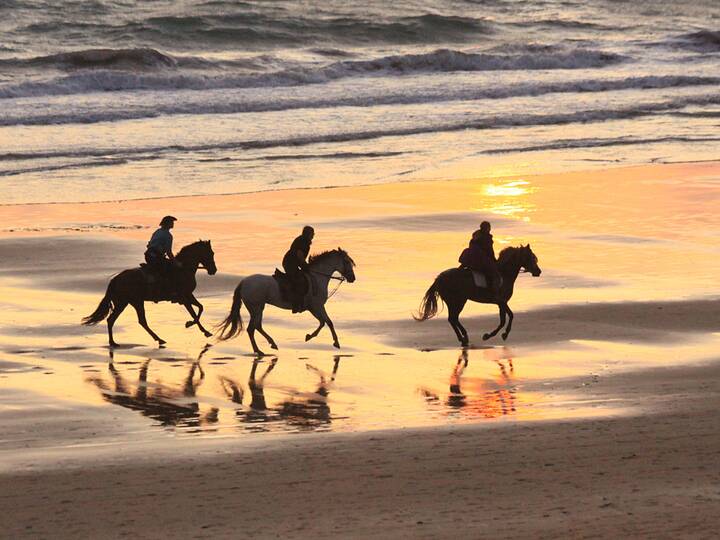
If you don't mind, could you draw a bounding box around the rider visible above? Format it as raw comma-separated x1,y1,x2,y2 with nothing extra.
144,215,177,296
282,225,314,313
460,221,501,296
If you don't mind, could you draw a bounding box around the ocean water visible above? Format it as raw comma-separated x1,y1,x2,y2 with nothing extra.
1,0,719,204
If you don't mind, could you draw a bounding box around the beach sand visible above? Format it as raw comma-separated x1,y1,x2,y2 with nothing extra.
2,162,720,537
3,363,720,539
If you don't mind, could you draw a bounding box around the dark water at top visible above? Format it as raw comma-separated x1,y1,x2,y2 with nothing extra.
1,0,719,203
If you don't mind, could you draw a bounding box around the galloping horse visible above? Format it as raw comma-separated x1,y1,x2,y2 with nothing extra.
414,245,541,345
216,248,356,355
82,240,217,347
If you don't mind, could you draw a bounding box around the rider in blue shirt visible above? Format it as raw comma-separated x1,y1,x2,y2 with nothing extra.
145,216,176,273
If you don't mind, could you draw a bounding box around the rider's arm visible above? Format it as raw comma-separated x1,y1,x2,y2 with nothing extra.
297,250,309,270
164,232,174,260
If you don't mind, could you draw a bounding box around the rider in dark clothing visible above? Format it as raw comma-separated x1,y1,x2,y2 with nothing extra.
282,225,314,313
144,215,177,297
460,221,501,296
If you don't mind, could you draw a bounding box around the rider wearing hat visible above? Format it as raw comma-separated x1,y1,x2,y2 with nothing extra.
145,215,176,270
144,216,178,299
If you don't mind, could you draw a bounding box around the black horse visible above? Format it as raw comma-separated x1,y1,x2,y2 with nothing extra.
82,240,217,347
415,245,541,345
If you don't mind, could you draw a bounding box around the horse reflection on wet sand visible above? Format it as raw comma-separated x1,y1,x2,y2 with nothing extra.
419,348,517,419
86,349,219,430
219,356,342,432
219,358,280,431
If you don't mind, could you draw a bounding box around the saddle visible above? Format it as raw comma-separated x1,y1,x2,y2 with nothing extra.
273,269,312,311
140,264,179,303
463,268,503,289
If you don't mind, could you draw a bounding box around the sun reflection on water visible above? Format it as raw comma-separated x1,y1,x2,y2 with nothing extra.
477,179,536,221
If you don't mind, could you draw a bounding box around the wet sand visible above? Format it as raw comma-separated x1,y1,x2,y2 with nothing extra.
2,161,720,537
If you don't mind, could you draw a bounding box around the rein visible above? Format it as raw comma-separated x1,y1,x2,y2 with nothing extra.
310,270,345,281
309,269,346,300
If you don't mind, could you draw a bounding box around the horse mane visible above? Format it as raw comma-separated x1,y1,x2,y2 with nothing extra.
308,248,356,267
177,240,210,258
497,246,523,265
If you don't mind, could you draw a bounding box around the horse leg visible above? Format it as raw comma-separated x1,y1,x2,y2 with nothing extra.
448,299,468,347
253,305,278,350
305,308,326,342
131,301,166,346
305,305,340,349
501,304,514,340
184,295,204,328
326,314,340,349
483,304,507,341
182,300,212,338
245,304,265,356
106,301,127,348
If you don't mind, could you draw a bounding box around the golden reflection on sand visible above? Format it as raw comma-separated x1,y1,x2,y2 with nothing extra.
1,162,720,445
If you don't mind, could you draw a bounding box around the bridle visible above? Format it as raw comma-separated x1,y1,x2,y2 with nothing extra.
309,258,351,299
310,270,345,281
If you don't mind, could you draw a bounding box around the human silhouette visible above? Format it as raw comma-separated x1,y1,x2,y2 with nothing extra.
145,215,176,271
459,221,501,296
282,225,314,313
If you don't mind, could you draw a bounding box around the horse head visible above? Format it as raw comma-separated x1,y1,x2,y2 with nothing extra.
308,248,356,283
178,240,217,275
337,247,356,283
521,244,541,277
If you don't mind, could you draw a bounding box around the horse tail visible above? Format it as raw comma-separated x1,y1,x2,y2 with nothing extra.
82,280,114,326
216,281,244,340
414,275,442,321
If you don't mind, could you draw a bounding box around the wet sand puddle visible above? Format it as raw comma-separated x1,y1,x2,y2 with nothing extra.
4,331,720,450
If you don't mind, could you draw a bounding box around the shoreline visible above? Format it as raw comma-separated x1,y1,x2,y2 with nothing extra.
1,159,718,209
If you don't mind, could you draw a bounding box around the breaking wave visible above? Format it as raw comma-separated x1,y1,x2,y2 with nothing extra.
0,47,629,99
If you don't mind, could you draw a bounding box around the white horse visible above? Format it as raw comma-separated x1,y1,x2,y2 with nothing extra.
216,248,356,355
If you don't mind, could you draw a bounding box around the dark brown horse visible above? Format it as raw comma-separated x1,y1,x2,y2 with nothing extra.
82,240,217,347
414,245,541,345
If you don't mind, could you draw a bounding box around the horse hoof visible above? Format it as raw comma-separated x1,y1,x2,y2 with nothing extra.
333,342,340,349
482,333,491,341
185,321,194,328
305,334,312,342
270,343,278,350
158,339,167,346
501,333,509,341
203,331,213,338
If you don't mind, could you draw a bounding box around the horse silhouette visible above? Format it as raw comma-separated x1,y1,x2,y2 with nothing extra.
82,240,217,347
415,245,541,345
216,248,355,355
